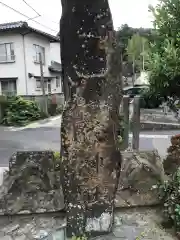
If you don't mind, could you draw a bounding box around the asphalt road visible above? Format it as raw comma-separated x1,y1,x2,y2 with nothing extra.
0,126,60,166
0,118,178,166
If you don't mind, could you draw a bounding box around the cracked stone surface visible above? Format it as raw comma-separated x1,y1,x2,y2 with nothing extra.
0,151,64,215
0,213,66,240
0,209,177,240
116,150,165,208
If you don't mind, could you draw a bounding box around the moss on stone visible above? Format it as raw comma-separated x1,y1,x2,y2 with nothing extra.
54,151,60,160
71,236,87,240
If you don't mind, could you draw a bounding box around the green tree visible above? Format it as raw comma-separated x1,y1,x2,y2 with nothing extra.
116,24,155,61
147,0,180,98
127,33,149,84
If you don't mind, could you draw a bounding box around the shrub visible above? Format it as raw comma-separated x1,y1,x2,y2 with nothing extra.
140,89,164,109
158,168,180,232
53,151,60,161
2,96,41,126
53,151,61,172
163,134,180,176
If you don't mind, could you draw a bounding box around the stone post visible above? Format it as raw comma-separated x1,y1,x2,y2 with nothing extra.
132,96,140,150
120,96,129,150
60,1,122,238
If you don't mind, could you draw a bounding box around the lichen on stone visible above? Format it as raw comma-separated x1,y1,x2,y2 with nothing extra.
60,0,123,238
0,151,64,215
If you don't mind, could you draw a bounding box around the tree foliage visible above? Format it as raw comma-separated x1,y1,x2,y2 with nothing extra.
115,24,156,77
116,24,156,60
127,33,149,72
147,0,180,98
158,167,180,232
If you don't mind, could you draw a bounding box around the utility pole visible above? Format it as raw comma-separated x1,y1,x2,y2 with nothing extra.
142,40,145,71
132,57,135,86
39,52,48,114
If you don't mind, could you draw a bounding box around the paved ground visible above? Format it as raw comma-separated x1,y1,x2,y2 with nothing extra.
131,130,174,158
0,116,178,239
0,208,177,240
0,115,178,166
0,116,61,166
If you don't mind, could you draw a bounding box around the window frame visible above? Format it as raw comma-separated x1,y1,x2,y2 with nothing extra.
56,77,60,88
36,79,48,90
1,79,17,96
0,42,15,62
33,44,45,64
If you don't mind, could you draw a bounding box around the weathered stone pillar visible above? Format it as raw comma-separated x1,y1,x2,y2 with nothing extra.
119,96,130,150
132,96,140,150
60,0,123,238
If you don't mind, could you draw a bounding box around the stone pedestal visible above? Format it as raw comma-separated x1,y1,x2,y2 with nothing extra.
61,101,121,238
0,151,64,215
116,150,165,207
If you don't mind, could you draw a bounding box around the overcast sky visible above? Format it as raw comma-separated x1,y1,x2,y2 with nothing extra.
0,0,158,35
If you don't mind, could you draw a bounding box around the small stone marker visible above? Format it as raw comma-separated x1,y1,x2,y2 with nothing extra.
132,96,140,150
120,95,130,150
61,102,121,238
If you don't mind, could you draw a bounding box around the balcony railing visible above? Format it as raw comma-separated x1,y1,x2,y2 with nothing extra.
1,90,17,97
0,55,15,62
33,55,45,64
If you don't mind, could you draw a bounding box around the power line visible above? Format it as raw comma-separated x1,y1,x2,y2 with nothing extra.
51,20,59,25
27,15,40,21
0,1,58,33
43,17,59,25
27,17,58,32
22,0,40,16
21,0,59,25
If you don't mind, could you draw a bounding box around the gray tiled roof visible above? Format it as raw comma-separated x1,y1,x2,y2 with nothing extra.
0,21,27,30
0,21,59,42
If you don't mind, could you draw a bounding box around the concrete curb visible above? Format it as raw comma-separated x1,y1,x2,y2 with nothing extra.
140,121,180,131
8,115,62,131
130,120,180,131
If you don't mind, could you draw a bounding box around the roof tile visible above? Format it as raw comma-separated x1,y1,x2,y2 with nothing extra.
0,21,59,42
0,21,26,30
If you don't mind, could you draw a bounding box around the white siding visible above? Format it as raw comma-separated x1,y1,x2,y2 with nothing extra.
50,42,61,63
0,32,62,96
0,33,26,95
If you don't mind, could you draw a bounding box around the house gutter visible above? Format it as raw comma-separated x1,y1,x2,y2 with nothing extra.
21,34,28,95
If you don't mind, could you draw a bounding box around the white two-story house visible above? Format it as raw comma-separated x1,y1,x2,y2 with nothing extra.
0,21,62,96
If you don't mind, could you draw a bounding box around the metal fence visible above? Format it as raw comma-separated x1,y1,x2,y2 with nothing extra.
22,93,64,111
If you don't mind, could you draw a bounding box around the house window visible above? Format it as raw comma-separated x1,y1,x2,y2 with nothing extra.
56,77,60,88
1,79,17,96
36,79,47,89
33,44,45,64
0,43,15,62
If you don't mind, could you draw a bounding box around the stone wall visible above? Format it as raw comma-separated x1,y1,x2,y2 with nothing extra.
0,150,165,214
0,149,170,239
0,151,64,215
115,150,165,207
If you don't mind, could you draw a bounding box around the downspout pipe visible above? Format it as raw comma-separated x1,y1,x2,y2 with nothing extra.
21,34,28,95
